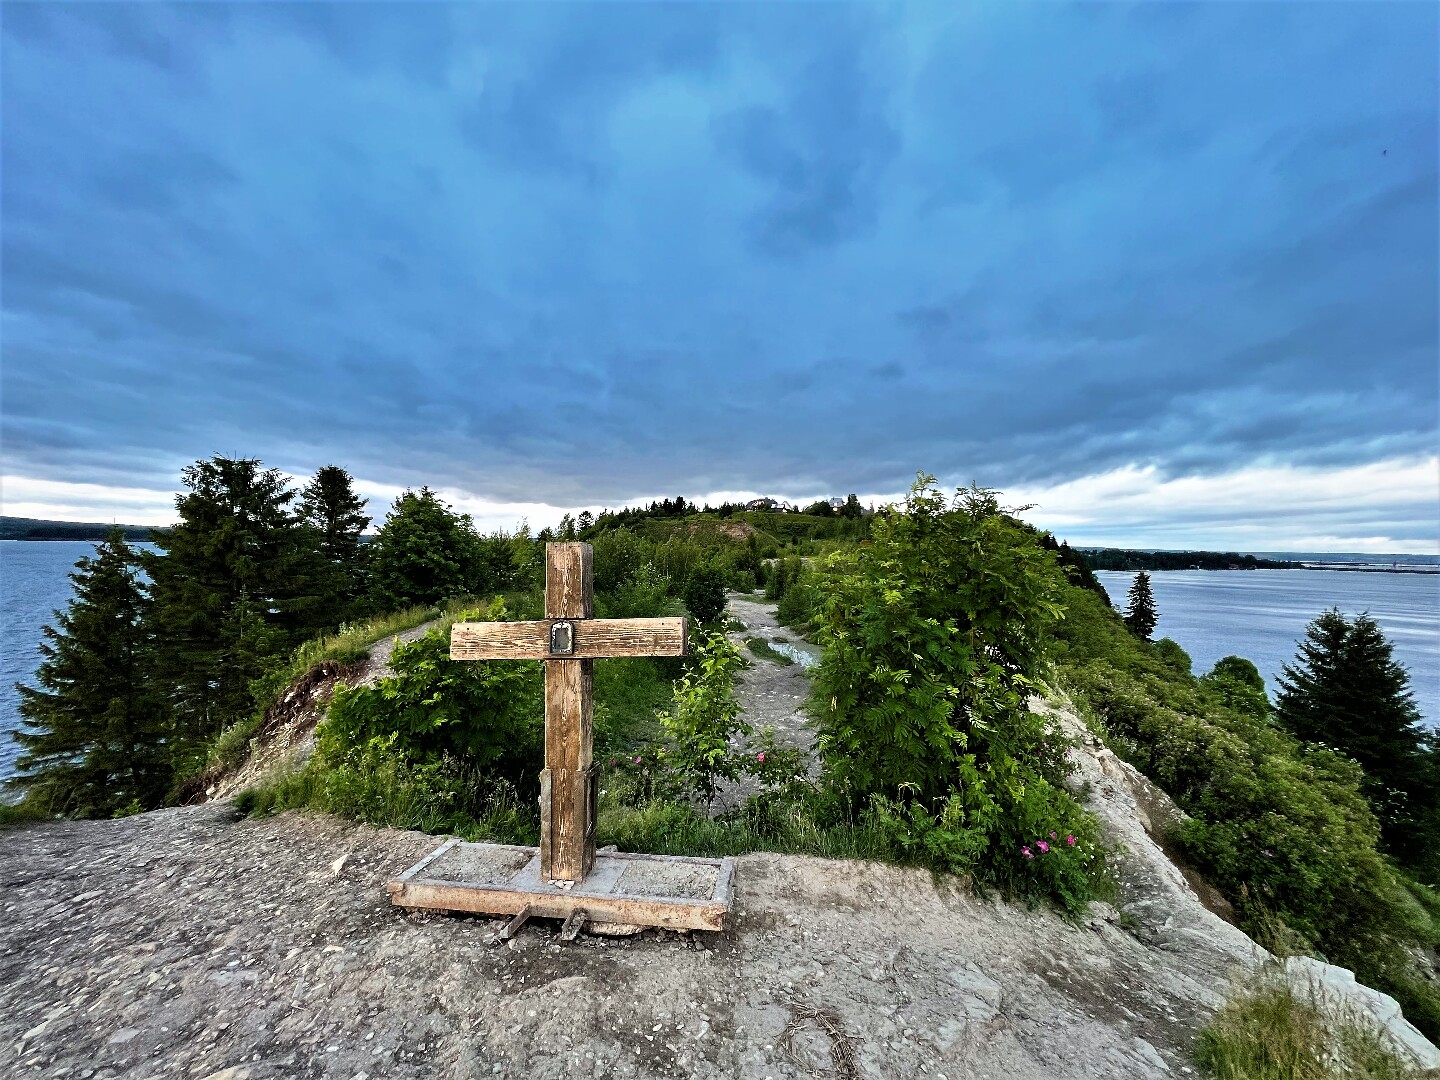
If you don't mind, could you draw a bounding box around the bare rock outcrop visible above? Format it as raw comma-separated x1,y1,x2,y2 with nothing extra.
0,803,1252,1079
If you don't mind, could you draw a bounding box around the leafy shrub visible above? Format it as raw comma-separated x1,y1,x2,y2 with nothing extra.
681,563,729,624
1153,637,1192,674
656,630,749,803
597,560,671,619
808,476,1105,910
322,598,543,781
236,742,534,843
775,561,821,633
591,529,655,594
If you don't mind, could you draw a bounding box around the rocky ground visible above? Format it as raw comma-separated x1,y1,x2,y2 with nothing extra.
3,596,1435,1079
2,798,1256,1080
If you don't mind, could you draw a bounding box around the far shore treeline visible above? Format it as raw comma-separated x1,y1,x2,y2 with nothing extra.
6,456,1440,1043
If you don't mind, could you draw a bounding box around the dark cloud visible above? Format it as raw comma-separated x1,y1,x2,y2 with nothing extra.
0,3,1435,531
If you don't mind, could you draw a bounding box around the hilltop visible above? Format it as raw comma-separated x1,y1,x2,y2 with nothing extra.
5,579,1437,1078
2,694,1435,1079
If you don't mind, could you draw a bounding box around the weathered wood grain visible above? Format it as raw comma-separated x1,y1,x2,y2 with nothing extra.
544,659,593,881
558,908,587,942
449,617,687,660
498,905,532,941
389,881,729,931
545,542,592,620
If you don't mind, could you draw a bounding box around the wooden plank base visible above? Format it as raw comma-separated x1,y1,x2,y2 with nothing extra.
387,842,735,932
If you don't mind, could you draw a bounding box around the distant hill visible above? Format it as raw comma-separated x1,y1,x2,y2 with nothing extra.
0,516,161,542
1078,548,1302,571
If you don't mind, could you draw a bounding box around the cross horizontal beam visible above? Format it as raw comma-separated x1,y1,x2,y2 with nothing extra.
450,617,688,661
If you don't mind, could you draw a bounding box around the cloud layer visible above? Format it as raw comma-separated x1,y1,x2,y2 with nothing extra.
2,4,1436,548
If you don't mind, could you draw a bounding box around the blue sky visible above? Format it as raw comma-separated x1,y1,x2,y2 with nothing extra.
2,3,1436,551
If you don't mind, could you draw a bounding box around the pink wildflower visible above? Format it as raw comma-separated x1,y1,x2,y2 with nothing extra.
1037,840,1050,854
1066,834,1076,847
634,756,642,764
1049,831,1057,840
757,752,766,763
1021,846,1033,859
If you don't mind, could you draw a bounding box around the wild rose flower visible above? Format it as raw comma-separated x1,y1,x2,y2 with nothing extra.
757,752,766,763
1049,831,1057,840
1037,841,1050,853
634,756,642,764
1021,846,1033,859
1066,834,1076,847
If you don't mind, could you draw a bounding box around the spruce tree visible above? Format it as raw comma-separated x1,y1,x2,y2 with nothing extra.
10,529,169,816
1123,570,1158,641
1276,609,1436,867
299,465,370,626
142,456,315,757
364,487,482,610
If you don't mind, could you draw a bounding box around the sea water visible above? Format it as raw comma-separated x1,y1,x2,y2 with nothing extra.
1094,569,1439,727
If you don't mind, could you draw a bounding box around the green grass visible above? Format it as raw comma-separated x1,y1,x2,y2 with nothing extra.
0,801,49,827
1196,973,1421,1079
596,789,905,864
234,746,537,844
746,637,795,665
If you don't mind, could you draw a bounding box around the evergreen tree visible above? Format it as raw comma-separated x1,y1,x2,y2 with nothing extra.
10,530,169,815
142,456,315,757
298,465,370,626
1277,609,1437,867
299,465,369,566
364,487,482,610
1123,570,1158,641
682,563,728,624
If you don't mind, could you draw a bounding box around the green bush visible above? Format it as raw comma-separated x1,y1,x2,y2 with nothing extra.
656,631,750,804
235,742,534,843
596,560,672,620
808,476,1105,911
681,563,729,624
775,561,821,633
1153,637,1192,674
322,598,543,781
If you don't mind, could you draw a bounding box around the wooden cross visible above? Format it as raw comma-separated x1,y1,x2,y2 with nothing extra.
450,543,687,883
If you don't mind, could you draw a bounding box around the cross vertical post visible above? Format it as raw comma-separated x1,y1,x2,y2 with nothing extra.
448,541,688,885
541,542,595,882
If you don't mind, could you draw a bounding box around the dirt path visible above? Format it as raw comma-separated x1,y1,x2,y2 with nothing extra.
710,594,819,814
0,800,1254,1080
358,619,443,686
